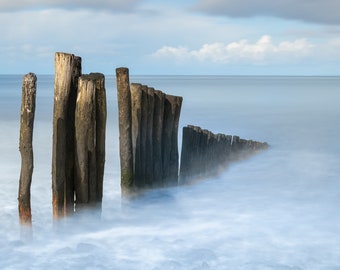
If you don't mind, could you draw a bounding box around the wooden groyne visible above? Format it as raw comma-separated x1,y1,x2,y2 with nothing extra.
180,125,268,184
18,52,270,224
18,73,37,225
116,68,183,195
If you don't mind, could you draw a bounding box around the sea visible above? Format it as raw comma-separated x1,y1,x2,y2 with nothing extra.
1,75,340,270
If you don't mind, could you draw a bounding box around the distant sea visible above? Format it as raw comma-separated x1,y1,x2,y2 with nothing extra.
1,75,340,269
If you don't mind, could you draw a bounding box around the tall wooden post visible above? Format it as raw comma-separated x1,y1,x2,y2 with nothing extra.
145,87,155,186
93,73,106,204
130,83,143,188
116,67,133,195
75,75,97,206
169,96,182,184
162,94,182,185
152,90,165,187
52,52,81,218
65,56,81,213
74,73,106,209
18,73,37,225
140,85,148,187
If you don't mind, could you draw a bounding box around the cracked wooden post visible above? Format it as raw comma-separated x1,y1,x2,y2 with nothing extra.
52,52,81,218
116,67,133,196
18,73,37,226
65,55,81,214
75,75,97,208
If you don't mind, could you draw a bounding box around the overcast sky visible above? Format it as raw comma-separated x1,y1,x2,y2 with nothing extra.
1,0,340,75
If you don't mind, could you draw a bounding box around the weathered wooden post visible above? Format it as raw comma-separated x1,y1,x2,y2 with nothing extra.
161,95,183,186
152,90,165,187
179,125,194,184
162,95,176,185
52,52,81,218
18,73,37,225
73,73,106,210
116,67,134,195
145,87,155,186
200,129,209,177
93,73,106,205
66,56,82,213
130,83,143,188
75,75,96,205
140,85,148,187
169,96,182,184
231,136,240,161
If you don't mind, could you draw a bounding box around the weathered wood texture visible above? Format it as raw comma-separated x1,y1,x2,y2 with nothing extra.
75,76,96,206
179,125,268,184
162,95,183,186
145,87,155,187
131,87,182,189
52,52,81,218
93,73,107,204
74,73,106,209
152,90,165,187
130,83,143,188
116,68,134,195
18,73,37,225
117,69,183,193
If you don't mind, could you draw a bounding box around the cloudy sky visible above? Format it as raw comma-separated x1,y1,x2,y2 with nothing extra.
1,0,340,75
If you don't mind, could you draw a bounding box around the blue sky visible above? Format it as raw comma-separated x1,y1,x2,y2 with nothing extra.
1,0,340,75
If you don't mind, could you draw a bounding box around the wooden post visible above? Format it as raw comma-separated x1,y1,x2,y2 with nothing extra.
169,96,182,185
75,75,97,207
162,95,176,185
162,94,182,186
52,52,81,218
179,125,194,184
200,129,209,177
93,73,106,204
145,87,155,187
18,73,37,225
130,83,143,188
65,55,81,214
116,67,133,195
152,90,165,187
140,85,148,187
231,135,240,161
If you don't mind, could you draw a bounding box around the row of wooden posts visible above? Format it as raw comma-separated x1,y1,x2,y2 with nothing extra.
116,68,183,195
18,52,268,225
180,125,269,183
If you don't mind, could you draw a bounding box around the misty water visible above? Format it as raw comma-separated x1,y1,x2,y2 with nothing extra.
1,75,340,269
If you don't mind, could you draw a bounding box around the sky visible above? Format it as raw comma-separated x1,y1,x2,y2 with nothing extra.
1,0,340,75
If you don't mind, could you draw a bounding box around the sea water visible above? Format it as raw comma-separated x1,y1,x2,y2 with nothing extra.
1,75,340,269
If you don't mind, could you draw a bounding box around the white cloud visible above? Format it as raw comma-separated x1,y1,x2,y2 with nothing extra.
152,35,314,64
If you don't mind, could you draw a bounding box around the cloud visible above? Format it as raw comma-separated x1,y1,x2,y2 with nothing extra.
152,35,314,64
193,0,340,25
0,0,140,12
